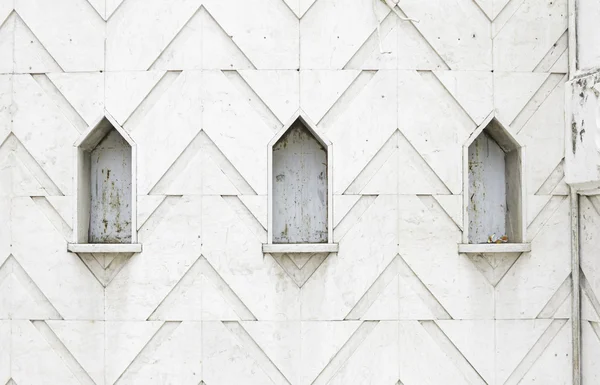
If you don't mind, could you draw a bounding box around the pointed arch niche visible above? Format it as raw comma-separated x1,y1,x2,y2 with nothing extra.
262,113,338,254
67,115,141,254
459,116,530,254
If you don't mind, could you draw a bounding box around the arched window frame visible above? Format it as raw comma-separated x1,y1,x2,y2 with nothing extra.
68,113,141,254
459,114,530,254
263,111,338,254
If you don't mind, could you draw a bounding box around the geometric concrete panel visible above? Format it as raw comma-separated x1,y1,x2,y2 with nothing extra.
0,0,573,383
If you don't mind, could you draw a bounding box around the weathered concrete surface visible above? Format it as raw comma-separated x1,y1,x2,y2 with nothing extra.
0,0,575,384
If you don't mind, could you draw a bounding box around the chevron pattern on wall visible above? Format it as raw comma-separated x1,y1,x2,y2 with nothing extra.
0,0,583,383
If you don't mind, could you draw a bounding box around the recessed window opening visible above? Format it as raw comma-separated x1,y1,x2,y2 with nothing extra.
272,119,328,243
467,121,523,244
76,117,134,244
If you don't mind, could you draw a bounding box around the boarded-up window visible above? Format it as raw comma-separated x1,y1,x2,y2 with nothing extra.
88,129,132,243
273,120,327,243
467,121,522,244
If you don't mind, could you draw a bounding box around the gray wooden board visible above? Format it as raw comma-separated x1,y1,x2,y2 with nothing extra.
273,120,328,243
468,132,507,243
89,129,132,243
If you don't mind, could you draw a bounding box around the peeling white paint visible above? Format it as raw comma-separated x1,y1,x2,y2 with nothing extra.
565,72,600,191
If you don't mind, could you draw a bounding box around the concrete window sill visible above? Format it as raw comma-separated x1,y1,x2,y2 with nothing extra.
458,243,531,254
262,243,339,254
67,243,142,253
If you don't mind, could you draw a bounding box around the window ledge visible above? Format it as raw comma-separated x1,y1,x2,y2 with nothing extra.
458,243,531,254
67,243,142,253
262,243,339,254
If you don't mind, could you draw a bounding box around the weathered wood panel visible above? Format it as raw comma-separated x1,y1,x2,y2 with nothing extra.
273,120,327,243
505,148,523,243
468,132,507,243
89,129,132,243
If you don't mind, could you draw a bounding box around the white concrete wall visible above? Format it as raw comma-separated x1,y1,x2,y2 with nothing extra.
0,0,573,384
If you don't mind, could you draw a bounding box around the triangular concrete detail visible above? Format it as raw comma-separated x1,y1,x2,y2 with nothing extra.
151,130,255,195
0,255,62,319
0,11,62,73
149,256,256,321
271,252,328,288
0,134,62,196
346,130,450,195
151,6,253,70
467,252,521,287
77,252,133,287
346,254,451,320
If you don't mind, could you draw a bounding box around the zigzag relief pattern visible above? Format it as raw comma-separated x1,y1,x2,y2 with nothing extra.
146,131,251,196
0,0,575,383
77,251,134,288
0,0,568,71
148,255,257,321
149,7,257,71
0,134,63,196
0,255,62,320
345,254,452,320
0,11,63,73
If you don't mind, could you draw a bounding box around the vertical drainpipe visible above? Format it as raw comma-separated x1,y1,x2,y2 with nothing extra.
571,187,581,385
567,1,580,383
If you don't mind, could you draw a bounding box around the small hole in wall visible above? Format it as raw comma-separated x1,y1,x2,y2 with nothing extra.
467,119,523,244
272,119,328,244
